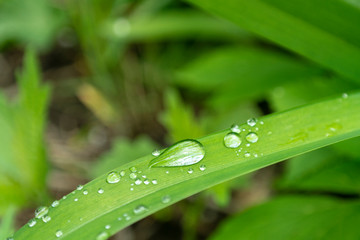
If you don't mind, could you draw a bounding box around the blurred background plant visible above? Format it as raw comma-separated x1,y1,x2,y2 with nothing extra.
0,0,360,239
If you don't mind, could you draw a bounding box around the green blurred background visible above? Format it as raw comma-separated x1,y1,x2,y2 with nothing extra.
1,0,360,239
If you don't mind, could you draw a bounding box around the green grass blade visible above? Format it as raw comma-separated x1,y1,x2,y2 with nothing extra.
186,0,360,83
13,92,360,239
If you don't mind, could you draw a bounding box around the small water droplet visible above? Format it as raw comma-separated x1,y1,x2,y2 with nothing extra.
152,179,158,184
199,165,206,171
51,200,59,208
98,188,104,194
35,206,48,219
142,175,146,178
83,190,88,195
6,237,14,240
74,198,79,202
267,131,272,135
129,173,137,179
224,133,241,148
77,185,83,190
149,139,205,167
117,217,122,221
187,168,194,174
162,195,171,204
152,149,161,156
246,132,258,143
244,152,251,157
130,188,134,191
123,213,131,221
105,225,111,229
96,231,109,240
260,121,264,125
80,217,83,221
106,171,121,184
144,179,150,185
135,178,142,185
28,219,37,227
130,166,137,172
230,124,241,133
120,170,126,177
247,118,257,127
254,153,259,158
133,205,148,215
56,230,63,238
255,127,259,131
246,143,250,147
342,93,348,99
165,171,169,174
42,215,51,223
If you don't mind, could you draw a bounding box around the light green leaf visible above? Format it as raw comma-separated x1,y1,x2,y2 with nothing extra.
159,89,204,142
187,0,360,83
0,0,65,49
13,92,360,239
210,195,360,240
0,206,16,239
0,49,50,213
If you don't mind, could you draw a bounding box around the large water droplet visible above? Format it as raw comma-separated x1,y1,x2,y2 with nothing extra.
106,171,121,184
224,133,241,148
133,205,148,215
35,206,48,219
96,231,109,240
56,230,63,238
246,132,258,143
149,139,205,167
28,219,37,227
247,118,257,127
230,124,241,133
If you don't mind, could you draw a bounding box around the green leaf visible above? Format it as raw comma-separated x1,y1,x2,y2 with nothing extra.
0,49,50,213
0,206,16,239
279,147,360,194
0,0,65,49
187,0,360,83
13,92,360,239
91,136,158,178
210,195,360,240
159,89,204,142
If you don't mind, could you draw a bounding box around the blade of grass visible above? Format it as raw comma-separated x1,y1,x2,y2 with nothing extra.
13,92,360,239
186,0,360,83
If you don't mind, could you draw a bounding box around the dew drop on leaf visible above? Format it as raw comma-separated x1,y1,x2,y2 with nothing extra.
133,205,148,215
152,149,161,156
135,178,142,185
246,132,259,143
152,179,158,184
149,139,205,167
224,133,241,148
199,164,206,171
77,185,83,190
162,195,171,204
105,225,111,229
83,190,88,195
130,166,137,172
97,188,104,194
106,171,121,184
187,168,194,174
42,215,51,223
230,124,241,133
56,230,63,238
247,118,257,127
96,231,109,240
28,219,36,227
129,173,137,179
35,206,48,219
120,170,126,177
51,200,59,208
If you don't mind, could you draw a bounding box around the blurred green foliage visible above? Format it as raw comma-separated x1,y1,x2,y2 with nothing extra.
0,49,50,214
1,0,360,239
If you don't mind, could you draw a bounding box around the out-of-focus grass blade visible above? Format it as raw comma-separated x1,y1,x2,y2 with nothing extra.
0,206,16,239
13,92,360,239
210,195,360,240
187,0,360,83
